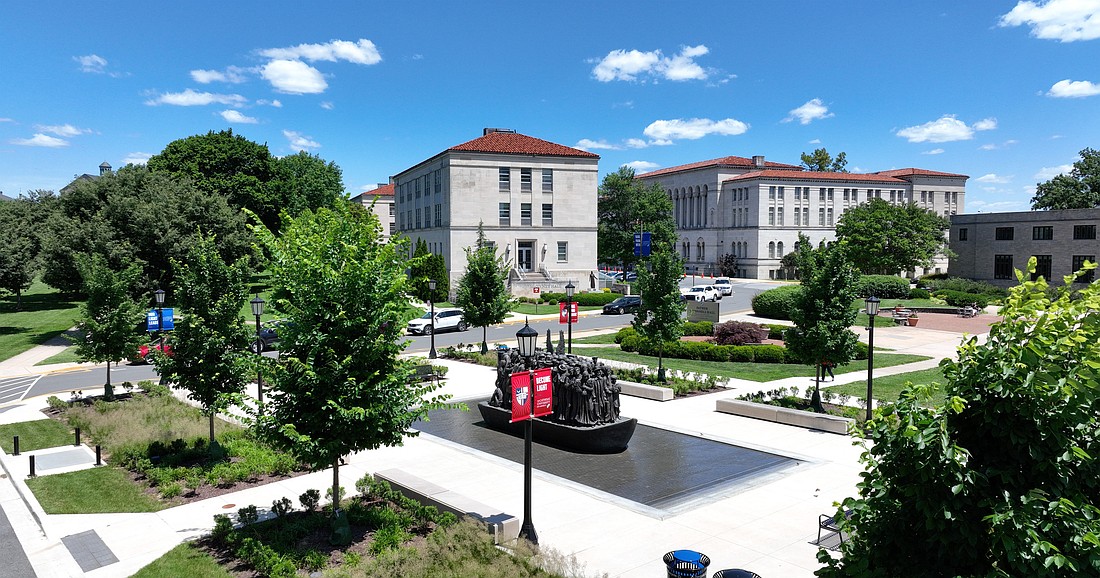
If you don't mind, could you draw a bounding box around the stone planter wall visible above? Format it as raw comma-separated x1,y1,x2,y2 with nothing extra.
715,398,854,434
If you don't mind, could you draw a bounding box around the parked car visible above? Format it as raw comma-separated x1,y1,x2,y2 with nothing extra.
407,308,468,335
701,284,723,300
680,286,718,302
130,341,172,364
602,295,642,315
622,271,638,282
713,277,734,296
250,320,286,353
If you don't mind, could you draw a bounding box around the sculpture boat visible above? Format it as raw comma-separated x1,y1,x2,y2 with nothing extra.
477,401,637,454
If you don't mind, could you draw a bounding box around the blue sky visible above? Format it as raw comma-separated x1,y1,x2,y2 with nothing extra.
2,1,1099,212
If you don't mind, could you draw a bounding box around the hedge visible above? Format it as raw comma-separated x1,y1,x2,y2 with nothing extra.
682,321,714,336
908,288,930,300
856,275,911,299
751,285,802,320
934,290,990,308
539,292,623,306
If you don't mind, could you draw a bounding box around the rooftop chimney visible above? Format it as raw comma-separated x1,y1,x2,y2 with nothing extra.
752,155,765,168
483,128,517,135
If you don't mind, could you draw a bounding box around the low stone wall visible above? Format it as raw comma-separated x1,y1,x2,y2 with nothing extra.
374,468,519,543
617,379,674,402
715,398,853,435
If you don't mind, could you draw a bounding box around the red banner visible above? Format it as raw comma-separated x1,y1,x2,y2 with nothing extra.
558,301,578,324
510,371,532,422
532,367,553,418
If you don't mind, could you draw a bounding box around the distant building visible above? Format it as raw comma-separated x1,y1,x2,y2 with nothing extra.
60,161,112,194
637,156,967,279
392,129,600,297
350,182,396,239
0,192,13,202
949,208,1100,287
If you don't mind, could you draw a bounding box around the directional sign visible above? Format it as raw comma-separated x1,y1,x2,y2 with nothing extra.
633,231,652,257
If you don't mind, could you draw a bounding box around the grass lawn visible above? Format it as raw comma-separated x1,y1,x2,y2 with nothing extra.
0,280,81,364
510,302,601,315
828,366,946,403
0,420,75,453
572,346,931,382
572,332,621,345
35,345,85,366
132,543,233,578
26,466,167,513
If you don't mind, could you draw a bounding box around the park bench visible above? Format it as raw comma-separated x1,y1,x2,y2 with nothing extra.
818,508,854,546
410,364,442,384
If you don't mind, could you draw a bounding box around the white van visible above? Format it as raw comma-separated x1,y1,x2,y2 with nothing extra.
713,277,734,296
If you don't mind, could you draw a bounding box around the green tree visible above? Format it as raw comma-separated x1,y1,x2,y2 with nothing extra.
73,254,146,400
597,166,677,273
632,250,686,381
783,239,860,412
455,222,512,354
426,254,449,303
154,233,253,444
408,238,432,302
252,202,450,519
800,148,848,172
717,253,738,278
834,198,951,275
0,191,55,308
1030,147,1100,210
818,259,1100,577
274,150,345,216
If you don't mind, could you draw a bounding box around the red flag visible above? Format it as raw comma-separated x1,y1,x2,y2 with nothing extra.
558,301,578,323
510,371,532,422
532,367,553,417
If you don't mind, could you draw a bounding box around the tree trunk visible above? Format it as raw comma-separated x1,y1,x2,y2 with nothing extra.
481,326,488,354
208,414,215,446
104,361,114,400
332,457,341,513
811,363,825,413
15,289,22,311
657,345,666,382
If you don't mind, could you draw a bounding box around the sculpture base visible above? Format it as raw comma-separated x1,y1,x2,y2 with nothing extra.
477,402,637,454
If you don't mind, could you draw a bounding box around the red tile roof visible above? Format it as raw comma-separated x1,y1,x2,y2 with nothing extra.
362,183,394,197
448,132,599,158
724,170,908,184
872,168,968,178
638,156,802,178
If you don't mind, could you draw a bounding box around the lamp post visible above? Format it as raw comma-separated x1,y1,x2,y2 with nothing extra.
864,295,881,423
564,280,575,354
428,279,437,359
250,294,265,415
153,289,166,348
515,319,540,545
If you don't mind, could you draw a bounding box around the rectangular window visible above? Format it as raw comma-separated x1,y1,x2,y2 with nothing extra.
499,167,510,192
819,188,826,202
389,222,396,235
958,228,968,241
415,208,421,229
819,208,826,226
542,203,553,226
827,188,834,201
803,207,809,225
1033,226,1053,240
769,186,776,200
994,254,1013,279
827,208,834,225
1032,255,1053,281
768,207,775,226
398,212,404,229
557,241,568,262
389,204,395,217
1072,255,1096,283
434,204,442,227
498,202,510,226
995,227,1014,241
777,207,784,226
520,203,532,226
777,186,784,200
434,169,441,194
1074,224,1096,239
794,209,801,226
521,168,532,191
542,169,553,192
415,179,421,199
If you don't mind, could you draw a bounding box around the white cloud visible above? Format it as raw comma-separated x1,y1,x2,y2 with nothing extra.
591,45,711,82
897,114,995,143
1035,164,1074,180
625,138,649,149
784,98,834,125
122,152,152,166
261,60,327,94
220,110,258,124
10,134,68,147
922,148,946,155
144,89,247,107
190,66,248,84
260,39,382,64
624,161,660,172
1048,78,1100,97
74,54,107,73
256,99,283,108
999,0,1100,42
35,124,89,137
0,118,13,122
283,130,320,151
643,117,749,140
977,173,1012,183
979,143,999,150
808,138,822,144
966,198,1032,212
574,138,621,151
320,101,334,110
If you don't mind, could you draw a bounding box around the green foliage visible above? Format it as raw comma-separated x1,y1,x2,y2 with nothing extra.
425,254,448,302
539,291,622,306
784,241,860,380
72,253,146,397
1030,147,1100,210
454,222,512,352
614,327,637,344
407,238,433,302
935,290,990,308
751,285,803,320
717,253,738,277
632,250,685,379
855,275,911,299
714,321,768,345
922,276,1008,298
681,321,714,336
819,258,1100,577
908,287,930,299
800,148,848,172
0,191,55,308
834,197,952,275
597,166,677,270
300,490,320,512
273,150,345,218
211,514,234,544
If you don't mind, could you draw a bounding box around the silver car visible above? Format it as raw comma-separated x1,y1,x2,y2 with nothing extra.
407,308,468,335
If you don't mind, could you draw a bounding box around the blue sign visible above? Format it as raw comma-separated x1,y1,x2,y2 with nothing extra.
146,308,175,332
146,310,159,332
162,308,174,330
633,232,652,257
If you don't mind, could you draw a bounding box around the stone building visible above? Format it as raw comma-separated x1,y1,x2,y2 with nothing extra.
350,182,396,239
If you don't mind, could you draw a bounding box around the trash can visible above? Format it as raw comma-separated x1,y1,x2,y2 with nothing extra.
713,570,762,578
663,550,710,578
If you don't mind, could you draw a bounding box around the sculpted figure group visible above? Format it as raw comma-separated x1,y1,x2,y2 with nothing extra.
489,349,622,427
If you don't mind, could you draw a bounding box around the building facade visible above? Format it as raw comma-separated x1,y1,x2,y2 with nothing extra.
638,156,967,279
392,129,600,297
949,208,1100,287
350,182,396,239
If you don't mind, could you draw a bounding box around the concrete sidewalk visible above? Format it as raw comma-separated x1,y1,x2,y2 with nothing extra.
0,320,983,577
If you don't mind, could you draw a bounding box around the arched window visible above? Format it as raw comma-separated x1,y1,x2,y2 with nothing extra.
777,241,784,257
769,242,776,259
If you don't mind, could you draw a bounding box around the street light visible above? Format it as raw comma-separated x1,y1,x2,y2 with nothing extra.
428,279,437,359
864,295,881,423
515,319,540,545
250,294,265,415
153,289,166,348
564,280,575,354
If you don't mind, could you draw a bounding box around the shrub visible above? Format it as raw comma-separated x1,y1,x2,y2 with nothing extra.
614,326,637,344
369,524,413,556
237,504,259,526
752,285,802,320
211,514,234,544
924,276,1007,298
854,340,869,360
728,346,755,362
302,549,327,572
908,287,930,300
935,290,990,308
299,489,320,512
144,382,171,397
752,345,787,364
714,321,768,345
46,396,68,410
766,324,788,340
681,321,714,336
159,482,182,499
272,497,293,518
619,335,642,352
539,291,622,306
856,275,911,299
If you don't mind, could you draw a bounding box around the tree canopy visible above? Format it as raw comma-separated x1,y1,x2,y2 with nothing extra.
454,223,512,353
800,148,848,172
632,250,685,381
597,166,677,271
1030,147,1100,210
818,259,1100,577
72,253,146,399
834,198,951,275
0,191,55,308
